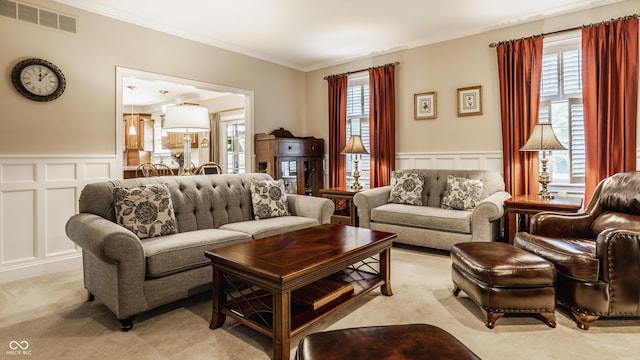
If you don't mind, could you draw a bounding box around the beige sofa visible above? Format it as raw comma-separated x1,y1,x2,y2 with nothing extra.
354,169,510,250
65,173,334,330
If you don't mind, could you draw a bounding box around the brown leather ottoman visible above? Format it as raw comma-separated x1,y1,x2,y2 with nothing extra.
451,242,556,329
295,324,480,360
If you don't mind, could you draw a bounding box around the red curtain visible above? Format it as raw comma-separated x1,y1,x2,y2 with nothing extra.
327,75,348,188
496,37,544,196
368,65,396,187
582,18,638,204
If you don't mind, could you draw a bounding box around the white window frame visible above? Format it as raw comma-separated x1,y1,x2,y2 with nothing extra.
346,73,371,188
540,34,586,194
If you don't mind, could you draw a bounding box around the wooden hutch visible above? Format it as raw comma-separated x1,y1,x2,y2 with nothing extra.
254,128,324,196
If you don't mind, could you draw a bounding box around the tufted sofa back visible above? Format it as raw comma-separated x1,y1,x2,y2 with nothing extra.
393,169,506,208
78,173,273,232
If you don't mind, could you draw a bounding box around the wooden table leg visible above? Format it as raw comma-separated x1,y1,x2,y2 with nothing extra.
209,267,226,329
380,248,393,296
272,291,291,360
506,210,517,245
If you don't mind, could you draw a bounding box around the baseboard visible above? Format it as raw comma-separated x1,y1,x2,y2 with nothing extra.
0,252,82,284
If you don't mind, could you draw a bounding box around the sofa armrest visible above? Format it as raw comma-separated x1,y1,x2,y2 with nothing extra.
530,211,594,238
470,190,511,241
287,194,335,224
353,186,391,228
65,213,145,266
596,228,640,284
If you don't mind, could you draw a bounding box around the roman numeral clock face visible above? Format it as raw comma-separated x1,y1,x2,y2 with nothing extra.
11,58,66,102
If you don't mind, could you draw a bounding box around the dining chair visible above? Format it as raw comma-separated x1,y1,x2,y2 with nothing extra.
136,162,157,177
153,163,175,176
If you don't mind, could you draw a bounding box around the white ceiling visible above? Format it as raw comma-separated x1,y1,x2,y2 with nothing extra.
122,76,228,108
54,0,624,72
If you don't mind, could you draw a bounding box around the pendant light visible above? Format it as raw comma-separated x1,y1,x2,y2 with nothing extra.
127,85,137,136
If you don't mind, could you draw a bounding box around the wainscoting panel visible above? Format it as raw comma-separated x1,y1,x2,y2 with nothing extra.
45,187,77,256
396,151,504,173
1,189,36,263
0,156,117,283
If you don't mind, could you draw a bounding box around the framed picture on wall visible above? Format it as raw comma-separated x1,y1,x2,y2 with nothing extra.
414,92,437,120
457,86,482,116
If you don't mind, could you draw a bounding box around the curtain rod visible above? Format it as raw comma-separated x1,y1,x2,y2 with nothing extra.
324,62,399,80
488,14,639,48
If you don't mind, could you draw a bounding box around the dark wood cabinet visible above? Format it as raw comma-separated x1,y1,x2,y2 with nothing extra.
255,128,324,196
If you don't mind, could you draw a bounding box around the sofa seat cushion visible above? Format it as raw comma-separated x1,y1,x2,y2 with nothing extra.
370,203,471,234
514,233,598,283
220,216,318,239
142,229,252,278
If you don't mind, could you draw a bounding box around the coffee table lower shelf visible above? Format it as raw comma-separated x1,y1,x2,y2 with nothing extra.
222,267,384,336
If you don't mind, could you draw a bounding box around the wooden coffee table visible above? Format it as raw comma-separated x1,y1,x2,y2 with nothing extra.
204,224,396,360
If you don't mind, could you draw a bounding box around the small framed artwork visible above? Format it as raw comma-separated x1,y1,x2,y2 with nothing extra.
457,86,482,116
414,92,437,120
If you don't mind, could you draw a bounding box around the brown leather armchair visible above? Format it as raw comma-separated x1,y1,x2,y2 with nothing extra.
514,172,640,330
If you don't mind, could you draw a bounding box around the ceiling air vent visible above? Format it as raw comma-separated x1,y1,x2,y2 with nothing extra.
0,0,76,34
0,0,17,19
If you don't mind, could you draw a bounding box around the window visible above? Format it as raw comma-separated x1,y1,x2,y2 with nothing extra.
540,35,585,184
346,74,371,187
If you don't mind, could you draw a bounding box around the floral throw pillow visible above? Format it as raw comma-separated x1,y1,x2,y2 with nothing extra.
388,171,425,206
441,175,484,211
250,179,290,219
113,184,178,239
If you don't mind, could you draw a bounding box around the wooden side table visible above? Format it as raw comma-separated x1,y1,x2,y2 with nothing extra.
318,187,363,226
504,195,583,244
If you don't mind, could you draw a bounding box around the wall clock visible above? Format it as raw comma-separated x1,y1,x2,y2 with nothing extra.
11,58,66,102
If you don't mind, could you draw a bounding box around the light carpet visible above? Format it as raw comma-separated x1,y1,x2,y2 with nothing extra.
1,245,639,360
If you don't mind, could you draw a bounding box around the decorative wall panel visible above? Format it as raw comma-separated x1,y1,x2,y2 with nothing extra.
0,156,117,283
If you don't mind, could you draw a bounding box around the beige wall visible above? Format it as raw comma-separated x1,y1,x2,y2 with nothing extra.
305,0,640,154
0,0,307,155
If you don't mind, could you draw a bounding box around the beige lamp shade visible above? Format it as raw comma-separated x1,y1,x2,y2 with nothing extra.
520,123,566,151
341,135,369,155
164,105,210,133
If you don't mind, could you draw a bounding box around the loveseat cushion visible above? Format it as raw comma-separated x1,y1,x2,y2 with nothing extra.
371,203,472,234
388,171,425,206
441,175,484,211
220,216,318,239
142,229,252,278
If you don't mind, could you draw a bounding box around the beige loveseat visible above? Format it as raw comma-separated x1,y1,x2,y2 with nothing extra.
65,173,334,330
354,169,510,250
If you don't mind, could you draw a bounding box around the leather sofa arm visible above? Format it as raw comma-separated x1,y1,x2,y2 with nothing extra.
470,190,511,241
65,213,145,265
353,186,392,228
530,211,594,238
596,228,640,284
287,194,335,224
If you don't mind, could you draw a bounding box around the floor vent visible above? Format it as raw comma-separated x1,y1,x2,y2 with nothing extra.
0,0,77,34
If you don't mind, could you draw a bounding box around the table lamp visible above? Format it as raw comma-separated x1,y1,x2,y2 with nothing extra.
520,123,566,199
341,135,369,191
164,105,210,175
